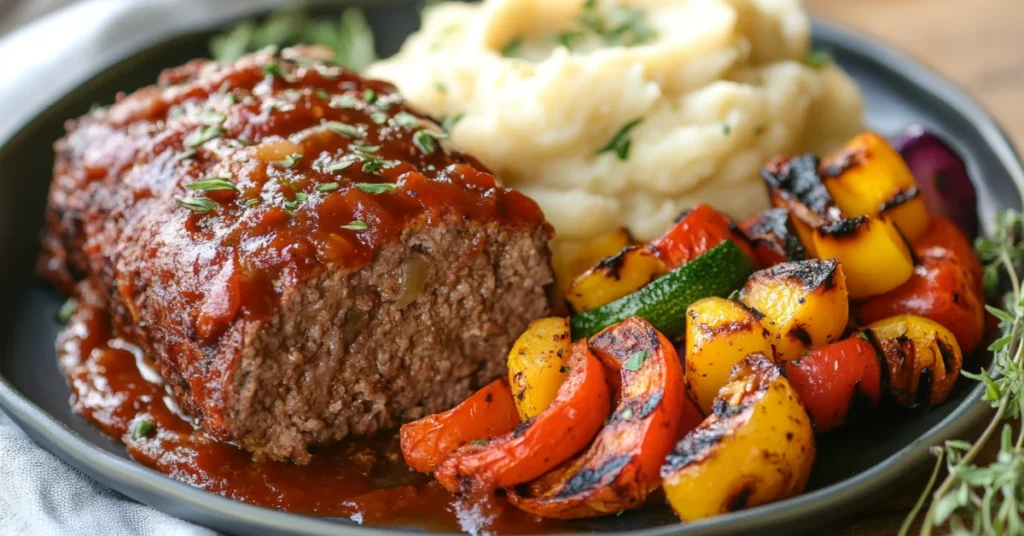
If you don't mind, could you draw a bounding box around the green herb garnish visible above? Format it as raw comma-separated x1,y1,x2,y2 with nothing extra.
279,153,303,168
353,183,396,195
502,36,523,58
900,210,1024,536
804,49,832,69
559,366,571,373
722,123,731,136
316,182,340,193
262,62,287,80
363,88,377,104
244,198,260,207
596,117,643,161
619,407,634,421
330,94,361,109
370,111,389,125
440,113,464,134
393,111,421,129
176,148,198,161
471,439,489,446
175,197,218,213
209,7,376,70
341,220,369,231
186,177,238,193
413,130,448,155
314,88,330,100
56,298,77,325
132,418,156,439
324,121,363,138
185,125,224,148
623,350,651,372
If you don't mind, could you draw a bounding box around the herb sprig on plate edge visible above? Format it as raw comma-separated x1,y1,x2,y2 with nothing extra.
900,210,1024,536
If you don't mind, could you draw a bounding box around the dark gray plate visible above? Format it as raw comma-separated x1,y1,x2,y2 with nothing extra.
0,2,1021,535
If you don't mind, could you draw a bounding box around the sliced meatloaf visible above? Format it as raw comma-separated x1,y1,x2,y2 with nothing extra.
40,47,553,463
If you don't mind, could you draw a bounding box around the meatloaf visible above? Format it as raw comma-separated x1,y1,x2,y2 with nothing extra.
40,47,554,463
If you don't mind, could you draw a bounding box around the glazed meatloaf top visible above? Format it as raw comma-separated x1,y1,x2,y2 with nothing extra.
41,47,554,461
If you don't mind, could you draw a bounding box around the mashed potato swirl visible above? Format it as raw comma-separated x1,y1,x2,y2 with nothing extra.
368,0,862,240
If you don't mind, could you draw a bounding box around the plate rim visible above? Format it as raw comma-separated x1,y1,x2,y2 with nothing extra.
0,11,1021,536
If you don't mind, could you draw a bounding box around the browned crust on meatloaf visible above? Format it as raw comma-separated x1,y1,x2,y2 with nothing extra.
40,47,554,462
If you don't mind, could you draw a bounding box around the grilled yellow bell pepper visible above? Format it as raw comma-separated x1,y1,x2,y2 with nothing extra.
507,317,573,420
822,132,930,242
552,228,635,301
684,297,775,414
661,354,815,522
862,314,963,408
740,259,849,361
566,246,667,313
812,216,913,299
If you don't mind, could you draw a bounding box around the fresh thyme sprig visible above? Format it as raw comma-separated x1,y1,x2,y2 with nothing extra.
901,210,1024,536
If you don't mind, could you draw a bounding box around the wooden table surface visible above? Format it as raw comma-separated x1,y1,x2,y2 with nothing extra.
805,1,1022,533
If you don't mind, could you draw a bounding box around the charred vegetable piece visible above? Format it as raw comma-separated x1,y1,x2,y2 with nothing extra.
739,259,849,361
435,340,610,492
401,379,521,473
862,314,963,407
821,132,930,242
570,240,754,340
857,257,984,354
738,208,807,267
507,318,573,421
892,125,978,239
684,297,775,414
761,154,843,257
648,204,756,270
661,354,815,522
553,228,636,301
566,246,667,313
812,216,914,299
507,318,701,518
913,216,984,296
784,338,883,433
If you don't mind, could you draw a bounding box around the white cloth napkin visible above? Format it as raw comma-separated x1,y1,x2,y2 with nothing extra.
0,1,283,534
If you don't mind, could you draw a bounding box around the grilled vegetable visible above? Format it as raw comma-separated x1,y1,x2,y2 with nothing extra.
821,132,930,242
684,297,775,414
784,338,883,433
553,228,635,298
739,208,808,267
862,314,963,407
858,258,984,354
648,204,755,269
507,318,573,421
401,378,521,473
812,216,914,299
508,318,700,518
435,340,610,492
570,240,754,340
892,125,978,239
661,354,815,522
566,246,667,313
913,216,984,296
739,259,849,361
761,154,843,257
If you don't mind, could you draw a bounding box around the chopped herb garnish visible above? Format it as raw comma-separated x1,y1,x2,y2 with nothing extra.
577,0,656,47
325,156,358,173
393,111,421,129
341,220,369,231
471,439,489,446
132,418,156,439
185,125,225,148
324,121,363,138
203,111,227,125
176,148,198,161
352,143,380,153
370,111,389,125
754,125,765,136
856,331,870,341
314,88,330,100
804,49,832,69
316,182,340,192
596,117,643,161
175,197,218,213
56,297,77,325
413,130,448,155
262,62,288,80
244,198,260,207
363,88,377,104
294,192,308,202
559,366,571,373
502,36,523,58
360,154,400,174
554,30,582,50
435,81,448,93
330,94,361,109
354,182,397,194
186,177,238,193
722,123,731,136
440,113,464,134
619,407,634,421
623,350,651,372
278,153,303,168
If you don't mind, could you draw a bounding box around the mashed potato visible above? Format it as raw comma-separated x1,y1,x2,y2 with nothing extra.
368,0,862,241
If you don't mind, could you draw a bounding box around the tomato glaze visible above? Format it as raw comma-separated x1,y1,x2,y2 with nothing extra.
57,292,560,533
